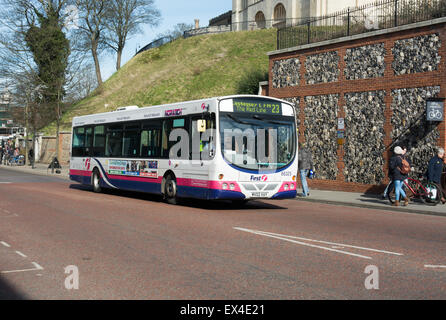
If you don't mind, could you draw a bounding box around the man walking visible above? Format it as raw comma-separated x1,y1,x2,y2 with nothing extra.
427,148,446,204
298,142,314,197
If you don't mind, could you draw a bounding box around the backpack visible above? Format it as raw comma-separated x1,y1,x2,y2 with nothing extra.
399,156,410,174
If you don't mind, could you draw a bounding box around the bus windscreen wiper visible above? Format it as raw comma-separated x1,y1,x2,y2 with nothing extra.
226,114,250,125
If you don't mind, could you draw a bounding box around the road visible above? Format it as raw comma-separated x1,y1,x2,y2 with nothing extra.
0,167,445,300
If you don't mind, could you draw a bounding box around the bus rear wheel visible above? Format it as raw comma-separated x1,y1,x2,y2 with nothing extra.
165,175,178,205
92,169,102,193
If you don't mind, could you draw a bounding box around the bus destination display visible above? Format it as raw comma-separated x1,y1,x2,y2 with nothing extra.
233,98,282,115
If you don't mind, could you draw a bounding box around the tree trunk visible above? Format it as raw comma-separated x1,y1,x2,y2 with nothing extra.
91,41,103,87
116,47,123,71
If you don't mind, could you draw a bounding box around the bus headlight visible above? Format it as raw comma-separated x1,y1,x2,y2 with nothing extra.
222,183,228,190
284,184,289,191
230,183,235,190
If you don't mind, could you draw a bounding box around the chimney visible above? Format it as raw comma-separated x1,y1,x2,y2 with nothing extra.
195,19,200,29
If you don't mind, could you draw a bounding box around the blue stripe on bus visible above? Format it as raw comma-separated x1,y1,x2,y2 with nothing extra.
271,190,297,199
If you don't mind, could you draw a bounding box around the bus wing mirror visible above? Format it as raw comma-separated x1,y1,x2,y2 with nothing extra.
197,120,206,133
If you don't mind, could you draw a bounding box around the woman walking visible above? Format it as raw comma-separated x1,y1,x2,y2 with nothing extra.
389,146,411,206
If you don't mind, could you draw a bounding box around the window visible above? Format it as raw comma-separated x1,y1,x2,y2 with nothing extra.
123,124,140,157
161,117,187,159
255,11,266,29
191,114,216,160
85,127,93,156
106,124,123,157
93,125,106,157
72,127,85,157
141,121,162,158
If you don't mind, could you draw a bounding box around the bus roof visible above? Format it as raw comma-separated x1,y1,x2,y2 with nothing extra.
72,95,293,127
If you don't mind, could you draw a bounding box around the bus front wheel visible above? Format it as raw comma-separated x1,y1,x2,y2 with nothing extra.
165,175,178,205
92,169,102,193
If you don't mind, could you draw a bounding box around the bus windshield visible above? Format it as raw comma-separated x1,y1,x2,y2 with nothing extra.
220,112,296,172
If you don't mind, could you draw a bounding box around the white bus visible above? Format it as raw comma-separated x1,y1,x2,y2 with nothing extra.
70,95,298,204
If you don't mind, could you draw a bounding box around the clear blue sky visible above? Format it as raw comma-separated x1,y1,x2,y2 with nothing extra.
101,0,232,80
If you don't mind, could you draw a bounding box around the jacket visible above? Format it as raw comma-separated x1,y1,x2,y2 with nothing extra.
389,154,411,181
298,147,313,170
427,155,444,184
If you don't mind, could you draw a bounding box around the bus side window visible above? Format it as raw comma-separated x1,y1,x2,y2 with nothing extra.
72,127,85,157
122,124,140,158
106,125,123,157
141,121,162,158
85,127,93,156
93,125,105,157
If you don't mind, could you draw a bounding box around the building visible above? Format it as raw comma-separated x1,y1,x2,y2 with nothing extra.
0,90,13,136
232,0,377,31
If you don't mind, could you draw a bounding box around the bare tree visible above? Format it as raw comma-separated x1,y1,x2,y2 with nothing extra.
104,0,161,71
75,0,108,87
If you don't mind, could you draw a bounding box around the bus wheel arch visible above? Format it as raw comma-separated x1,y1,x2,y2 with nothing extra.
91,167,102,193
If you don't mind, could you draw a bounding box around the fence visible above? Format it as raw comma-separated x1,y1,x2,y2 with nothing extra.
135,36,173,56
277,0,446,50
183,25,232,38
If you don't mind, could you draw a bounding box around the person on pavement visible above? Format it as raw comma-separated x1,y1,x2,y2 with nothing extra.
298,142,314,197
389,146,411,207
426,148,446,204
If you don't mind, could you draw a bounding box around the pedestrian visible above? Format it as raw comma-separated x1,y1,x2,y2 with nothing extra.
0,146,3,165
298,142,314,197
29,148,34,167
426,148,446,204
389,146,411,206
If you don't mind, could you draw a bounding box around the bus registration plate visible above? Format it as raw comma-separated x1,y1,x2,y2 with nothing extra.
251,192,268,198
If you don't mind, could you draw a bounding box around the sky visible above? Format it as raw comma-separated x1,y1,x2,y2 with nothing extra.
100,0,232,81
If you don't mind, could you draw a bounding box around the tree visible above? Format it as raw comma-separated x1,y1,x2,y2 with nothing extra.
157,23,194,41
105,0,161,71
75,0,109,87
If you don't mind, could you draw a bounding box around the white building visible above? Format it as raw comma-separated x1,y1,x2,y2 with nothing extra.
232,0,378,31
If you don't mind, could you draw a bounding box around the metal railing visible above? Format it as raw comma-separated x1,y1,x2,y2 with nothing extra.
135,36,173,56
277,0,446,50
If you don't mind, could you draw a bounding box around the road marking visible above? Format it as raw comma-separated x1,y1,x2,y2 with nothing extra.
1,262,44,274
15,251,27,258
424,265,446,269
247,229,404,256
0,182,11,184
0,241,11,248
234,227,372,260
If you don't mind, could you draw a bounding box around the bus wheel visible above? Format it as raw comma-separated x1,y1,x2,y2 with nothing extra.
92,169,102,193
165,175,178,205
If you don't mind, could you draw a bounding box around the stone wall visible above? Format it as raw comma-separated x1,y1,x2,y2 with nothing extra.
272,58,300,88
304,94,339,180
268,19,446,193
343,91,386,184
391,86,441,180
305,51,339,84
344,43,386,80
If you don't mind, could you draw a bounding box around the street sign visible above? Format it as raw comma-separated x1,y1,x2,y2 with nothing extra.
338,118,345,130
426,99,444,122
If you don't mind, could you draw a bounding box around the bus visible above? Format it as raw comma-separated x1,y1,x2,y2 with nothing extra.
69,95,298,204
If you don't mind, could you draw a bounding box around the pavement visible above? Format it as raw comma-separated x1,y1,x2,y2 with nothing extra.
1,162,445,218
0,163,70,181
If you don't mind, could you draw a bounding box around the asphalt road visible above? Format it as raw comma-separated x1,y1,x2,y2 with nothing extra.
0,167,445,300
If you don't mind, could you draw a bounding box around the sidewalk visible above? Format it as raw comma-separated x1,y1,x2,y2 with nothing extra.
0,163,70,180
295,189,446,217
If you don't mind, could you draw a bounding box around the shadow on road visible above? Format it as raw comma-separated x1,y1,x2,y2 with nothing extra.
69,184,287,211
0,275,27,300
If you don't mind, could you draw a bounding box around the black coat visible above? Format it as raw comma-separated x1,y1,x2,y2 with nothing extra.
389,155,411,181
427,155,444,184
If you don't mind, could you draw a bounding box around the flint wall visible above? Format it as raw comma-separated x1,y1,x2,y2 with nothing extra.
268,18,446,193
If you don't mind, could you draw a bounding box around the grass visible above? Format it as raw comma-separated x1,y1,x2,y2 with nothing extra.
44,29,276,134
